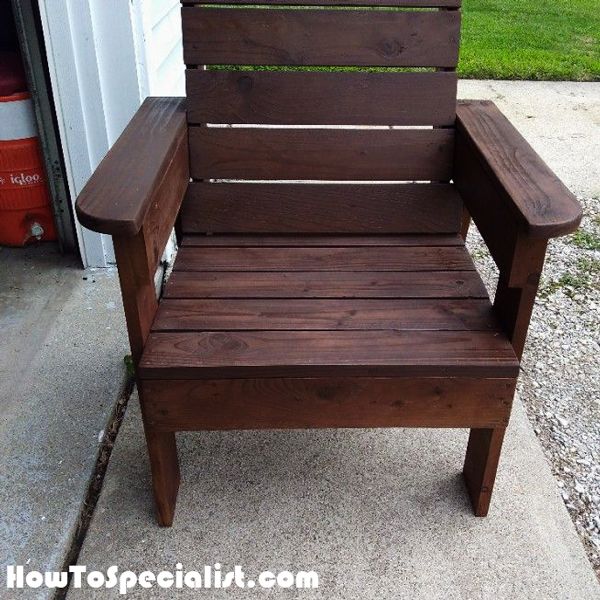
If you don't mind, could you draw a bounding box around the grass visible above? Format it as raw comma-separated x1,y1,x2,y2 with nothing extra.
209,2,600,80
459,0,600,81
571,229,600,251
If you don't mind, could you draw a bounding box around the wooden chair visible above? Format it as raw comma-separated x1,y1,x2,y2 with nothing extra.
76,0,581,526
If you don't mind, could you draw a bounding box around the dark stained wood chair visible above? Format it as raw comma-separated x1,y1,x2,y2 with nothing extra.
76,0,582,526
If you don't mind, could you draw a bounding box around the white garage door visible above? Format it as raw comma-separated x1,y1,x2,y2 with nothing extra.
38,0,185,267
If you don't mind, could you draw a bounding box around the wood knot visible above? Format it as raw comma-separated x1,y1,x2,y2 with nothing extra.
379,39,405,58
208,332,246,352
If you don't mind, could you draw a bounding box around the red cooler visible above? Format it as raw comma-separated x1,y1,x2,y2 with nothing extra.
0,56,57,246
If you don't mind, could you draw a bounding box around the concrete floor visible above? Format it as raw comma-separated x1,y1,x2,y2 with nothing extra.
0,81,598,599
0,244,128,598
68,396,599,600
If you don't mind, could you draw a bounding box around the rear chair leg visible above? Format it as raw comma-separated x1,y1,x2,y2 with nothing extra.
463,427,506,517
143,427,180,526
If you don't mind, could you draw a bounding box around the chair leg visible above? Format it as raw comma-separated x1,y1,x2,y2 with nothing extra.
143,427,180,526
463,427,506,517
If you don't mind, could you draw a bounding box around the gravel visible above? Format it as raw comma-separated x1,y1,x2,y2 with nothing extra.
466,194,600,576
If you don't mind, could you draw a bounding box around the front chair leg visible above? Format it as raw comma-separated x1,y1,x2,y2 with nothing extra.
463,427,506,517
143,427,180,526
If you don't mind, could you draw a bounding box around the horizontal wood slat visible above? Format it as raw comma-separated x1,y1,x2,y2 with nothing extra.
456,101,581,238
164,270,487,299
180,234,464,247
174,246,474,271
182,183,462,234
140,377,513,434
182,8,460,67
181,1,462,7
153,298,497,331
138,330,519,379
189,128,454,181
76,97,187,236
186,71,457,126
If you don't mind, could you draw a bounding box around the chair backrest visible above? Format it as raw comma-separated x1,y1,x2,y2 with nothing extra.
179,0,463,235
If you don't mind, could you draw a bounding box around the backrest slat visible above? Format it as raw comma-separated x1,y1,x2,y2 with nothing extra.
189,128,454,181
186,71,457,126
180,2,462,235
182,8,460,67
182,183,462,234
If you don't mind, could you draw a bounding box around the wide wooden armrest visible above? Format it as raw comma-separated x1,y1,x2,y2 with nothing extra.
456,100,582,238
76,97,188,237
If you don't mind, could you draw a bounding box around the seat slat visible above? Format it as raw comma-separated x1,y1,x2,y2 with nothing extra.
189,128,454,181
186,71,457,126
181,183,462,234
174,246,474,272
180,234,464,247
153,298,497,332
182,8,460,67
138,330,519,379
164,270,486,299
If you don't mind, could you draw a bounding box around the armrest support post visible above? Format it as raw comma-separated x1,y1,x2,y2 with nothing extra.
76,97,189,366
454,100,581,358
113,231,158,365
493,238,547,360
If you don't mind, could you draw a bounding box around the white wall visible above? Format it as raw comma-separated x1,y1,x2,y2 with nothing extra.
39,0,185,267
136,0,186,97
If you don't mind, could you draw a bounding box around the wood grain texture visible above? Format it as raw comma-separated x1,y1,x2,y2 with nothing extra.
113,232,159,365
76,97,188,236
189,127,454,181
186,70,457,126
463,427,506,517
106,118,189,365
454,129,520,276
455,100,581,238
493,238,547,359
180,234,464,247
182,183,462,234
153,298,498,331
138,426,180,527
174,245,474,271
181,1,461,6
455,119,551,289
182,8,460,67
164,270,487,299
139,377,513,433
140,131,189,270
138,330,519,379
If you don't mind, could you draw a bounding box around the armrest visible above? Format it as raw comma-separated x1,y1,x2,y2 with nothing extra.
76,97,188,237
455,100,582,239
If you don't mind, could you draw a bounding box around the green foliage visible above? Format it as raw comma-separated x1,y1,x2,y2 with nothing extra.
570,229,600,251
124,354,135,378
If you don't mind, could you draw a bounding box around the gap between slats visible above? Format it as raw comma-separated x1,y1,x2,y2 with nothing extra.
179,234,464,247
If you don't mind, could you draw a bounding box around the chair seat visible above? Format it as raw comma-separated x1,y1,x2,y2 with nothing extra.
138,235,519,380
